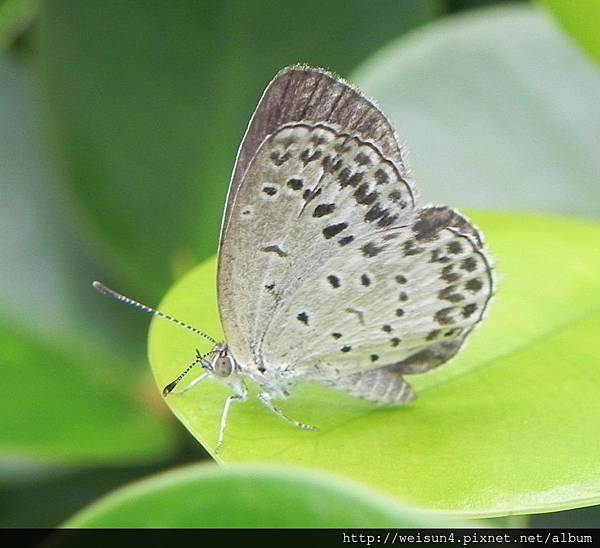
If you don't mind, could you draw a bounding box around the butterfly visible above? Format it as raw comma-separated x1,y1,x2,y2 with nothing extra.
95,65,495,452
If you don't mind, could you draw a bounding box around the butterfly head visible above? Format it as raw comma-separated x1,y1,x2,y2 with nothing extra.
202,344,236,378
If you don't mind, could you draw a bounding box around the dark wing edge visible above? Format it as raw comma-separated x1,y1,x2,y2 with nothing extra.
388,206,496,376
218,65,411,250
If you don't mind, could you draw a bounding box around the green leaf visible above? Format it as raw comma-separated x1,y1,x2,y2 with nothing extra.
65,464,458,527
1,318,174,465
0,56,175,465
539,1,600,66
35,0,439,299
352,6,600,220
149,213,600,517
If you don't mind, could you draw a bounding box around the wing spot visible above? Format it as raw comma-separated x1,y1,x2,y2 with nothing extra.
270,150,291,166
430,248,451,263
382,324,392,333
441,265,461,283
338,168,363,188
370,354,379,362
300,148,322,165
260,244,287,257
399,291,408,302
390,337,401,347
364,203,386,223
322,155,343,173
396,308,405,317
360,273,371,287
388,190,403,203
296,312,309,325
403,239,425,256
287,178,303,191
323,222,348,239
354,151,372,166
396,275,407,284
354,183,378,206
345,307,365,326
338,235,354,247
313,203,336,217
262,185,278,196
438,286,465,303
327,274,341,288
341,345,352,353
463,303,478,318
448,241,463,254
426,329,440,341
434,307,456,325
374,168,390,185
332,332,342,339
303,187,322,201
361,241,384,257
461,256,478,272
466,278,484,293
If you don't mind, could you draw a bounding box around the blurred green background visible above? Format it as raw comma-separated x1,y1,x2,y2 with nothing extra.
1,0,599,528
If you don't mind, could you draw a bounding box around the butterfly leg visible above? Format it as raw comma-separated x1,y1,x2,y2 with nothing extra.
172,372,209,396
257,393,319,432
215,386,248,454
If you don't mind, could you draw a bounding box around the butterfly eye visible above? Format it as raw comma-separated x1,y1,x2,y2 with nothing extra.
214,355,233,377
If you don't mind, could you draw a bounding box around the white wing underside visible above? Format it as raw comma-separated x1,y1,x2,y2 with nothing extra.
218,122,494,385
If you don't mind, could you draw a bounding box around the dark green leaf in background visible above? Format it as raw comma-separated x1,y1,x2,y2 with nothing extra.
35,0,439,301
0,56,175,467
353,6,600,220
1,319,174,465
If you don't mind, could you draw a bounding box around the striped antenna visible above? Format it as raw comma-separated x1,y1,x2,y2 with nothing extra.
162,349,210,396
92,281,218,345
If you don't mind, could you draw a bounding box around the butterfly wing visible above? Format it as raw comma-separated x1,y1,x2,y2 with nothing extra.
220,65,409,244
263,204,493,381
218,66,494,387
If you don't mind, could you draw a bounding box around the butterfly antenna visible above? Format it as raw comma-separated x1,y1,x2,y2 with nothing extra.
162,350,208,396
92,281,218,345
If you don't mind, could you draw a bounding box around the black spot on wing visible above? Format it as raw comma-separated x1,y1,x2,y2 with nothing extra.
287,178,303,190
262,185,277,196
327,274,341,288
462,303,478,318
361,241,384,257
466,278,484,293
313,203,335,217
297,312,309,325
434,307,456,325
260,244,287,257
338,235,354,246
323,222,348,239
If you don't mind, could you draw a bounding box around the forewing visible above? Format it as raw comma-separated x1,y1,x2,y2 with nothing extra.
218,122,415,368
220,65,408,244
